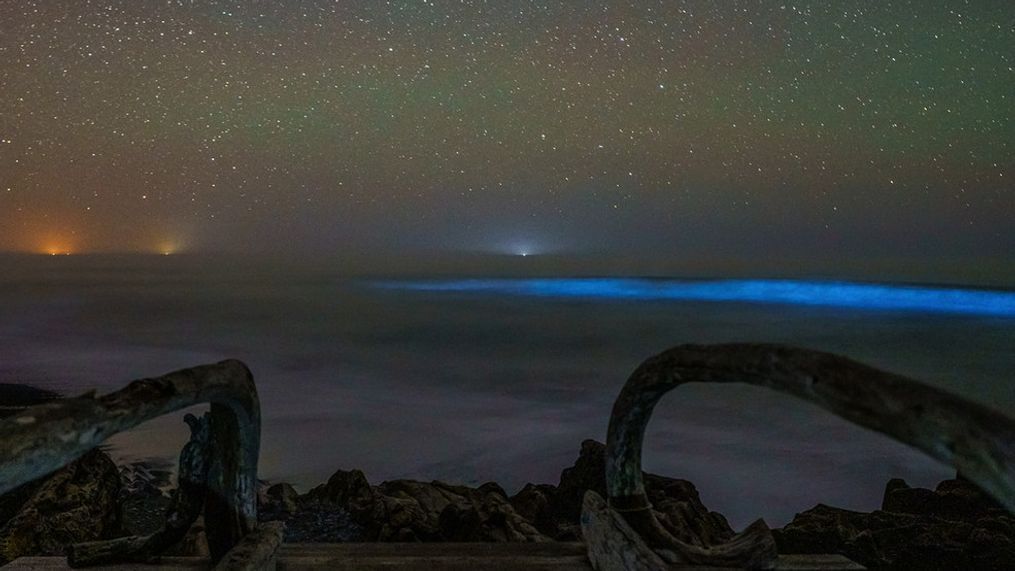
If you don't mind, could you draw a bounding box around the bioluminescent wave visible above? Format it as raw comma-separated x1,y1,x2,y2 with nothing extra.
372,278,1015,317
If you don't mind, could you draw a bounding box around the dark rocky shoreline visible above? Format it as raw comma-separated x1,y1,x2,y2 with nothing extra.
1,440,1012,569
0,386,1011,569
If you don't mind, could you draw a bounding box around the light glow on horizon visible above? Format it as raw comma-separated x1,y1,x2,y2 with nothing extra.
156,237,187,256
42,244,74,256
373,278,1015,317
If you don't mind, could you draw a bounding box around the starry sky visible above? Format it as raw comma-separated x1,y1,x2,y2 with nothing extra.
1,1,1012,264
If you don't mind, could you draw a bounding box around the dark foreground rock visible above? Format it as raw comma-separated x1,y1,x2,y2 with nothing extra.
775,476,1015,570
511,439,735,545
281,439,733,547
0,449,122,565
1,434,1012,569
0,384,126,563
298,470,545,542
118,460,174,536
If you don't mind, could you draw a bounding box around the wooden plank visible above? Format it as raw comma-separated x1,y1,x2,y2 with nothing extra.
3,556,209,570
276,543,589,556
774,554,866,570
278,554,591,571
6,546,865,570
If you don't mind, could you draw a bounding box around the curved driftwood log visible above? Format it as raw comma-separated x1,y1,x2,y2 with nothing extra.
0,360,261,562
589,343,1015,570
66,413,212,567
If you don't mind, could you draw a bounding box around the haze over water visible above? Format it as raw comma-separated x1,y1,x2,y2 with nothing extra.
3,0,1013,542
1,254,1013,528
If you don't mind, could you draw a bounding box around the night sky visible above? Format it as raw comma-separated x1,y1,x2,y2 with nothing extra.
1,1,1012,262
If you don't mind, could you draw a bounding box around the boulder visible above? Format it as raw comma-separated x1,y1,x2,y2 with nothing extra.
304,468,373,509
272,470,366,542
117,460,174,536
510,483,559,537
0,480,46,533
0,449,122,564
775,477,1015,570
305,474,547,542
882,476,1008,521
260,483,300,517
437,482,544,542
774,504,885,567
511,439,735,544
275,504,361,543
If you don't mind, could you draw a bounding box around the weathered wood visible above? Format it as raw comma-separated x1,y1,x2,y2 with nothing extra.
205,402,258,561
211,522,284,571
0,360,261,563
582,490,776,570
594,343,1015,569
67,413,212,567
7,545,865,570
580,490,668,570
4,556,209,569
278,544,591,556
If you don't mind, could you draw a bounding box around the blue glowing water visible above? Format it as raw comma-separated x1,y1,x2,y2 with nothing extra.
374,278,1015,317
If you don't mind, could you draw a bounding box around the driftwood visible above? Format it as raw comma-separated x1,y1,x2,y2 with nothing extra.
581,490,669,570
66,413,212,567
212,521,285,571
586,343,1015,570
0,360,262,563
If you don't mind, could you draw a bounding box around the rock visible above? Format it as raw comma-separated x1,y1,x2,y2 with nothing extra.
438,482,545,542
276,504,361,543
305,468,373,508
882,476,1008,521
510,483,559,537
510,439,735,544
138,436,1011,569
261,483,300,517
306,474,548,543
773,504,884,567
555,440,610,523
262,473,364,542
645,470,735,547
0,480,45,532
776,477,1015,570
0,449,122,564
117,460,174,536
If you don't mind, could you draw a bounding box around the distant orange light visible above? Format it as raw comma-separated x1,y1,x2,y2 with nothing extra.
42,244,74,256
156,237,186,256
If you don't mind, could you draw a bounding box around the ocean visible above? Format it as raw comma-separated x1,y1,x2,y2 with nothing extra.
1,254,1012,528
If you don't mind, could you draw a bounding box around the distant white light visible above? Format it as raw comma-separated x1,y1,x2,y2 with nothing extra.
508,242,539,257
